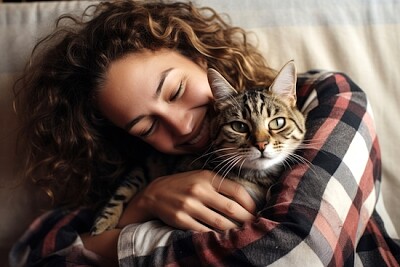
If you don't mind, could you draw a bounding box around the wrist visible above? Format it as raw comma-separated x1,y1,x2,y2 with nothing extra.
81,229,121,265
117,190,154,228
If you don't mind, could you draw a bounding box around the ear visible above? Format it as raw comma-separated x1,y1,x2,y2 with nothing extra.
207,68,238,110
269,60,297,106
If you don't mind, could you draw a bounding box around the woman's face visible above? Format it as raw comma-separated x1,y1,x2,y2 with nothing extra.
98,49,213,154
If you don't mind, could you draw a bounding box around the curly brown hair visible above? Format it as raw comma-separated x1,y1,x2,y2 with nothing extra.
14,0,276,209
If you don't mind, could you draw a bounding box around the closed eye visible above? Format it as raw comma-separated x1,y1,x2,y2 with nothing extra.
169,81,184,101
139,119,158,138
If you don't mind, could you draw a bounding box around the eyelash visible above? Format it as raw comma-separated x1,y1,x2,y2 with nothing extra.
169,80,184,101
139,120,157,138
140,79,185,138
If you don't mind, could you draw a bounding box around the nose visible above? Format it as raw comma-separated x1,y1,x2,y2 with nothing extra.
255,140,269,152
163,110,193,136
254,130,270,152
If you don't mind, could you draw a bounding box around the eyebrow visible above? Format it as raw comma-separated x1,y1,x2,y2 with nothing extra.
124,68,174,131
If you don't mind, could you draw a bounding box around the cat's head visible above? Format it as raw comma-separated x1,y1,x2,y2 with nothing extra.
207,61,306,174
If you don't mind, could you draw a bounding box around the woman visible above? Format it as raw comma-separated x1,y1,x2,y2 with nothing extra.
11,1,399,266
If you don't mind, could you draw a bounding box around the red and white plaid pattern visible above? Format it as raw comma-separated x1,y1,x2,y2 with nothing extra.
9,71,400,267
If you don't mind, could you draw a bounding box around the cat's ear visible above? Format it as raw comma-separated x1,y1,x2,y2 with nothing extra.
269,60,297,107
207,68,238,109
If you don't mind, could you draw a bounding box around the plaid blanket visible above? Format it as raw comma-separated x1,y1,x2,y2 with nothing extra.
9,71,400,266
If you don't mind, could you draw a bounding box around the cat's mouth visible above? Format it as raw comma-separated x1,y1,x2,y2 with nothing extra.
243,156,280,170
259,152,274,160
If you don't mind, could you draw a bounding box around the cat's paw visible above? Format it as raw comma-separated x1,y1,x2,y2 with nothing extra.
90,207,123,235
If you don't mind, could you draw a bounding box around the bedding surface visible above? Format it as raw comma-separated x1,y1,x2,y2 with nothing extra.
1,0,399,265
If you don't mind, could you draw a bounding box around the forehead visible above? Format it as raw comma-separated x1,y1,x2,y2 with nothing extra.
98,50,177,127
106,50,176,83
225,89,290,119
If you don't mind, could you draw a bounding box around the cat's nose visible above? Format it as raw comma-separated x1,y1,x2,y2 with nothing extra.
255,141,268,152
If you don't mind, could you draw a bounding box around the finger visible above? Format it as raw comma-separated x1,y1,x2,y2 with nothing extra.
190,202,239,231
167,212,213,232
211,177,257,214
204,192,255,223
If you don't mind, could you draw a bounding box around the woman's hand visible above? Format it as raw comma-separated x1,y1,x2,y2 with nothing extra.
117,170,256,232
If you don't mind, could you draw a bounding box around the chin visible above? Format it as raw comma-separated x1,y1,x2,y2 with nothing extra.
242,157,282,170
177,141,210,155
169,146,201,155
163,149,188,155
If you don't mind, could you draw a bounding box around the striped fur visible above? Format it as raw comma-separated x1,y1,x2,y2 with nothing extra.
91,61,306,235
206,61,306,207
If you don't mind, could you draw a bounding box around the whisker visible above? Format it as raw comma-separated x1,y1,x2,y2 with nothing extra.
190,147,237,168
235,156,247,178
220,155,243,177
210,153,243,186
212,153,241,174
215,155,244,191
282,151,318,177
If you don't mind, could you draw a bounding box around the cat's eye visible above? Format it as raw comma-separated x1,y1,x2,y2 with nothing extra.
231,121,249,133
269,117,285,130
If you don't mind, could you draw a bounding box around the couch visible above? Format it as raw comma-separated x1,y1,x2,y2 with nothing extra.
1,1,399,265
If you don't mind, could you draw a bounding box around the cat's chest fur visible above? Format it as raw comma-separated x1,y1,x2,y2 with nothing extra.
153,152,277,209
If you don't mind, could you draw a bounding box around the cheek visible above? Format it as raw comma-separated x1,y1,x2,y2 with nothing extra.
145,131,176,154
188,76,212,103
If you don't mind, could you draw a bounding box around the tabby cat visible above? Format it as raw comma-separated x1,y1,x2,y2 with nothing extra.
91,60,306,235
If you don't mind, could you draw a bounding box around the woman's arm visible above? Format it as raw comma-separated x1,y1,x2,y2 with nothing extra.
117,169,256,232
116,71,385,266
81,169,257,265
81,230,121,267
